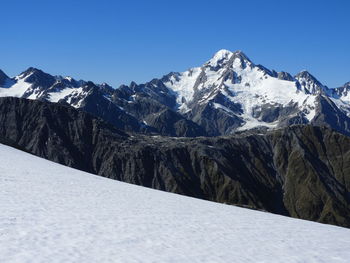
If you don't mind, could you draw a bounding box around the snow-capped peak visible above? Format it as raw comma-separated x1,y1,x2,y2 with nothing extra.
206,49,252,68
295,70,328,95
207,49,233,66
295,70,316,80
161,49,325,131
18,67,42,79
1,50,350,136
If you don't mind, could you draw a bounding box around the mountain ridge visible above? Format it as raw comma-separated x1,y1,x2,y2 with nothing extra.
1,49,350,137
0,96,349,227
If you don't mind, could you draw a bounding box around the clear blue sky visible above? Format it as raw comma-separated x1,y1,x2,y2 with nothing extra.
2,0,349,88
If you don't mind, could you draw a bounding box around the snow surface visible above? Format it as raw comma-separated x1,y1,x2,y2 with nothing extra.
1,50,350,132
1,144,350,263
207,49,233,67
165,68,202,112
222,64,316,129
164,50,319,129
0,74,32,97
48,87,84,104
0,74,88,108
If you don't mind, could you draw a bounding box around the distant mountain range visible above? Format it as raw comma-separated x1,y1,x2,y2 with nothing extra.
1,50,350,228
1,49,350,137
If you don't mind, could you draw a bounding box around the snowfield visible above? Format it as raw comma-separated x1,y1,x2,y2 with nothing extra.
1,144,350,263
163,49,324,130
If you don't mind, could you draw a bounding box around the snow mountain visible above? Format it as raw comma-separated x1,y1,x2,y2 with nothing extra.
1,49,350,136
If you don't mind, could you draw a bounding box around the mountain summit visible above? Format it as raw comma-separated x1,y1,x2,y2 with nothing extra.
1,49,350,136
206,49,252,68
295,70,329,95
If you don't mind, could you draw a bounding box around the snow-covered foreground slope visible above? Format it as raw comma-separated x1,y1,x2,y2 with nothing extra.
1,144,350,263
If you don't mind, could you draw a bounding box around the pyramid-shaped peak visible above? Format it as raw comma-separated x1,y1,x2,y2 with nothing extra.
295,70,318,80
21,67,43,75
208,49,232,65
295,70,324,85
211,49,250,59
208,49,251,67
18,67,48,79
295,70,328,94
213,49,233,57
17,67,56,88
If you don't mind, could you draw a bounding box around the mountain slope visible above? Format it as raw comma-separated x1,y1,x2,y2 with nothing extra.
1,97,349,227
0,68,206,136
115,49,350,135
1,143,350,263
1,49,350,136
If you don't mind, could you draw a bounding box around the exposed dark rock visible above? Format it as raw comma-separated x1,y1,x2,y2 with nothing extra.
277,71,294,81
144,108,207,137
0,97,127,172
312,95,350,136
188,102,244,136
0,97,349,228
252,103,299,123
295,70,329,95
2,51,350,138
76,83,144,133
20,67,56,90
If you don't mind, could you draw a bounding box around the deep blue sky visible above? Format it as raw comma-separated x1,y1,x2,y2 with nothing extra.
2,0,349,88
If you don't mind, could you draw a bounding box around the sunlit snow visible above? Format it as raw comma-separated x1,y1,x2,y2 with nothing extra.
1,143,350,263
0,74,33,97
164,50,320,130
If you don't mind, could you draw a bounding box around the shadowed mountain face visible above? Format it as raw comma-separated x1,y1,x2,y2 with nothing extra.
0,70,9,86
1,49,350,137
0,97,349,228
